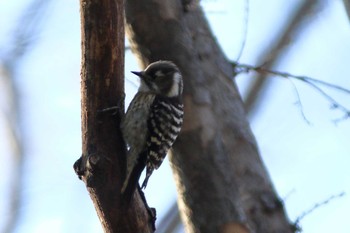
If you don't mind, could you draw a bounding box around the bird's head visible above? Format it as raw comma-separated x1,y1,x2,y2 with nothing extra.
132,61,183,98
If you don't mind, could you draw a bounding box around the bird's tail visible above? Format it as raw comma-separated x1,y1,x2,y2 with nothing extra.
141,165,154,189
121,151,147,205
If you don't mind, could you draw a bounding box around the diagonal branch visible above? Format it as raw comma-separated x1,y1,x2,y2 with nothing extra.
0,63,24,233
294,192,345,226
126,1,294,232
243,0,321,116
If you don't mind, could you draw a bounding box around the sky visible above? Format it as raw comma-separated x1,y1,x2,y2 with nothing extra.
0,0,350,233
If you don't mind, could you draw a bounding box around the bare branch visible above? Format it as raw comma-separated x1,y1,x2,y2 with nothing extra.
235,0,249,62
288,79,312,125
294,192,345,225
243,1,322,115
235,63,350,121
0,63,23,233
74,0,155,231
236,63,350,95
126,1,294,231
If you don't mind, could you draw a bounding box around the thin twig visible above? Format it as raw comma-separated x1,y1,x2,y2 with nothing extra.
235,0,249,62
243,1,321,115
301,79,350,121
235,63,350,122
282,189,296,202
288,79,311,125
294,192,345,224
237,63,350,95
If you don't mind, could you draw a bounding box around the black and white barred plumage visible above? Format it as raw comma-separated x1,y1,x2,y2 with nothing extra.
121,61,184,199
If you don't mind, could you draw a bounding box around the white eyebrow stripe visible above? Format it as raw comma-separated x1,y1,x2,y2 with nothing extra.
167,72,181,97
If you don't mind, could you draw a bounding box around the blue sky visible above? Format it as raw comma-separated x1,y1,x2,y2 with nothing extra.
0,0,350,232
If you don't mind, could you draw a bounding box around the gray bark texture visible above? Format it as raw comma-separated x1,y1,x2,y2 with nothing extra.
125,1,294,232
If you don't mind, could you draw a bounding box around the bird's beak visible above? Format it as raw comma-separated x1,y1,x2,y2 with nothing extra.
131,71,144,78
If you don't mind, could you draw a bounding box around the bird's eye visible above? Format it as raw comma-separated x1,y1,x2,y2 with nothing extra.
155,70,164,78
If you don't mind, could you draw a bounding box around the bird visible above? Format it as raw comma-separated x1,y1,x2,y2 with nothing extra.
121,60,184,200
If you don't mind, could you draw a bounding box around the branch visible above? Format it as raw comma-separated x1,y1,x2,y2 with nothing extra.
288,79,311,125
73,0,154,232
0,63,24,233
234,62,350,122
234,0,249,62
126,0,294,232
293,192,345,230
243,1,321,115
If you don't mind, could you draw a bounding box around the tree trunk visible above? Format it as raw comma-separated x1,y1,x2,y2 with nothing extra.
125,1,294,232
74,0,154,232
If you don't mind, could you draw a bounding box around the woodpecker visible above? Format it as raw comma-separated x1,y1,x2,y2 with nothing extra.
121,61,184,199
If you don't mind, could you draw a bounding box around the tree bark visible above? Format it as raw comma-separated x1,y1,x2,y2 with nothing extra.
74,0,154,232
125,1,294,232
